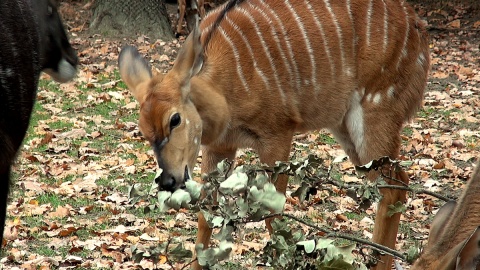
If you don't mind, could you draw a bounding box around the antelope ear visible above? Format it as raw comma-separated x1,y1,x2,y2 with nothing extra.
171,24,204,89
456,227,480,270
118,46,152,104
427,201,457,245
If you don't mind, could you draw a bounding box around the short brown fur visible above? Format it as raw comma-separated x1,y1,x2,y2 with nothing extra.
412,161,480,270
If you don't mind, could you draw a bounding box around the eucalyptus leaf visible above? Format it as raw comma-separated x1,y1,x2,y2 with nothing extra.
168,189,191,210
317,238,335,249
297,239,316,253
219,171,248,194
157,191,172,212
185,180,202,201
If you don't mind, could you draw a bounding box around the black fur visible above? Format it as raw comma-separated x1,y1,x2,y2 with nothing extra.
0,0,77,247
202,0,247,47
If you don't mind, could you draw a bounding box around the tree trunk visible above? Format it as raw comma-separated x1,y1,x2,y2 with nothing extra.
91,0,174,40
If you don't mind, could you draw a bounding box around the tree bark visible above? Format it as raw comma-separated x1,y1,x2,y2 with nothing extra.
91,0,174,40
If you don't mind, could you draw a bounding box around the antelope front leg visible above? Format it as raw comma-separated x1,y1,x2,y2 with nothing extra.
257,134,293,234
193,146,237,270
371,167,409,270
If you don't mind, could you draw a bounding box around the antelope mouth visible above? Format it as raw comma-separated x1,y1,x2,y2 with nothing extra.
183,165,190,185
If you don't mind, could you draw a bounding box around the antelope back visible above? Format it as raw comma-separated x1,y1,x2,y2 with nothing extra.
411,162,480,270
119,0,429,191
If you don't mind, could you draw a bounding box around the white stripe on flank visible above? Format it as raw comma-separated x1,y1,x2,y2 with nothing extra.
417,53,426,67
284,0,317,94
346,0,355,57
237,7,285,102
304,0,333,86
366,0,373,46
346,0,354,24
245,2,294,91
224,16,270,91
218,26,249,92
382,0,388,55
397,1,410,69
323,0,346,74
257,0,301,91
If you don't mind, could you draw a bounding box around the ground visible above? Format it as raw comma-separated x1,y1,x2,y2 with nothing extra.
0,1,480,269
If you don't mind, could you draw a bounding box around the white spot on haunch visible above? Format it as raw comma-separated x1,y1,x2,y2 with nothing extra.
387,86,395,98
372,93,381,104
366,93,372,102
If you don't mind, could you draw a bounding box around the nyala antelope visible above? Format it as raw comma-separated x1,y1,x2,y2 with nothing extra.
411,161,480,270
0,0,77,246
118,0,430,268
176,0,207,37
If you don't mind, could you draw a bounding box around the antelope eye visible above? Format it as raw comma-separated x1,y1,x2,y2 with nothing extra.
169,113,181,130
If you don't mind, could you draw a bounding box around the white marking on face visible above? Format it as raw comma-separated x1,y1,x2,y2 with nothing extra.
346,91,365,156
44,58,77,83
194,137,198,145
387,86,395,98
372,93,381,104
186,119,190,125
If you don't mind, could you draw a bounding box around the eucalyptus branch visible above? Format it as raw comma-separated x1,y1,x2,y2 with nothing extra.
321,178,452,202
260,213,406,261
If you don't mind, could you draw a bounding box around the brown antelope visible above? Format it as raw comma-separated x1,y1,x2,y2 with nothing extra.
411,162,480,270
118,0,430,268
0,0,77,246
176,0,207,37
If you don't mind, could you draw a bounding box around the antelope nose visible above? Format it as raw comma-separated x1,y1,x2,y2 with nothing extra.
155,172,176,192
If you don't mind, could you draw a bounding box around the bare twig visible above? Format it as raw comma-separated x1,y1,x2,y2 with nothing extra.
181,258,198,270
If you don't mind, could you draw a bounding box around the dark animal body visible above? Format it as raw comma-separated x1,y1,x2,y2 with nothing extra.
0,0,77,246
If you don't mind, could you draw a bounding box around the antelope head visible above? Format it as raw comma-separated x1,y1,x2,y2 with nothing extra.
118,29,204,192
